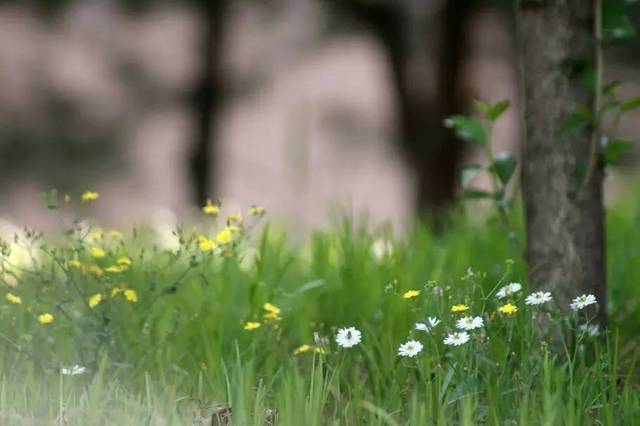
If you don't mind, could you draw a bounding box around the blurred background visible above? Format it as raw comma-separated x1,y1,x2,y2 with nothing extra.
1,0,639,234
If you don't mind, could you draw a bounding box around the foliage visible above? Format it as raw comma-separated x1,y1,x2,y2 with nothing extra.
0,192,637,424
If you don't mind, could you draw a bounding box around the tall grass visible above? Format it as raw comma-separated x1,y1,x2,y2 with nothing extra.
0,194,638,424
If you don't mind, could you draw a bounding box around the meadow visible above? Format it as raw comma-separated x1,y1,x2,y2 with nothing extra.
0,191,638,425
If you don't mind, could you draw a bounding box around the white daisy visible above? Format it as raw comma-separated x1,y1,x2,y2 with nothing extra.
371,238,393,261
335,327,362,348
456,316,483,330
61,365,86,376
525,291,553,306
415,317,441,332
496,282,522,299
443,332,470,346
579,323,600,337
398,340,423,357
570,294,597,311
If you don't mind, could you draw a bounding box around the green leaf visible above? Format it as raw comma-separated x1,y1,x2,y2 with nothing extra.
603,138,635,165
473,100,490,117
489,153,517,185
562,106,592,139
460,164,484,187
602,80,621,96
620,97,640,112
488,100,510,121
444,115,487,144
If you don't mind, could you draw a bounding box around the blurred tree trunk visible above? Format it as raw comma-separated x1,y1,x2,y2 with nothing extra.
517,0,606,322
189,1,228,206
330,0,474,221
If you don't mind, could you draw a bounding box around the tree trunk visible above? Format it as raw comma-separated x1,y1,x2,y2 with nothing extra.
189,1,228,206
327,0,473,222
516,0,606,322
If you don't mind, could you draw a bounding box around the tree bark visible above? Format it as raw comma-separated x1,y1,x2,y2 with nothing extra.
517,0,606,322
189,1,228,206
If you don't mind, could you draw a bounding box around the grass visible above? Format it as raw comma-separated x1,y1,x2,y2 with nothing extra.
0,193,638,425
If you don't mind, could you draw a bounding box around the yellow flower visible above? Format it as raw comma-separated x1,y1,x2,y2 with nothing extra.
90,247,106,258
248,205,265,216
81,191,99,203
6,292,21,304
108,230,124,239
123,289,138,303
68,259,82,269
110,287,123,298
243,321,261,330
202,200,220,216
293,344,324,355
117,256,132,267
403,290,421,299
451,304,470,313
264,312,281,321
105,265,124,273
38,313,54,325
88,293,103,308
215,227,233,245
87,229,103,242
263,303,281,315
88,265,104,277
198,237,217,252
498,303,518,315
226,213,242,224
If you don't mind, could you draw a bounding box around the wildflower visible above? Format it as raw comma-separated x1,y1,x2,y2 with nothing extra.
5,292,21,304
403,290,420,299
123,289,138,303
107,230,123,239
570,294,597,311
38,313,54,325
198,237,216,252
263,303,281,321
371,238,393,261
498,303,518,315
244,321,261,330
88,265,104,277
226,213,242,224
335,327,362,348
88,293,103,308
579,323,600,337
496,282,522,299
456,316,484,330
62,365,86,376
216,227,233,245
68,259,82,269
415,317,441,332
202,200,220,216
105,265,124,273
87,230,103,242
263,303,281,315
432,286,444,297
398,340,423,357
293,344,324,355
525,291,553,306
444,331,470,346
111,288,123,297
81,191,99,203
90,247,106,258
116,256,132,267
248,205,265,217
451,304,469,313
